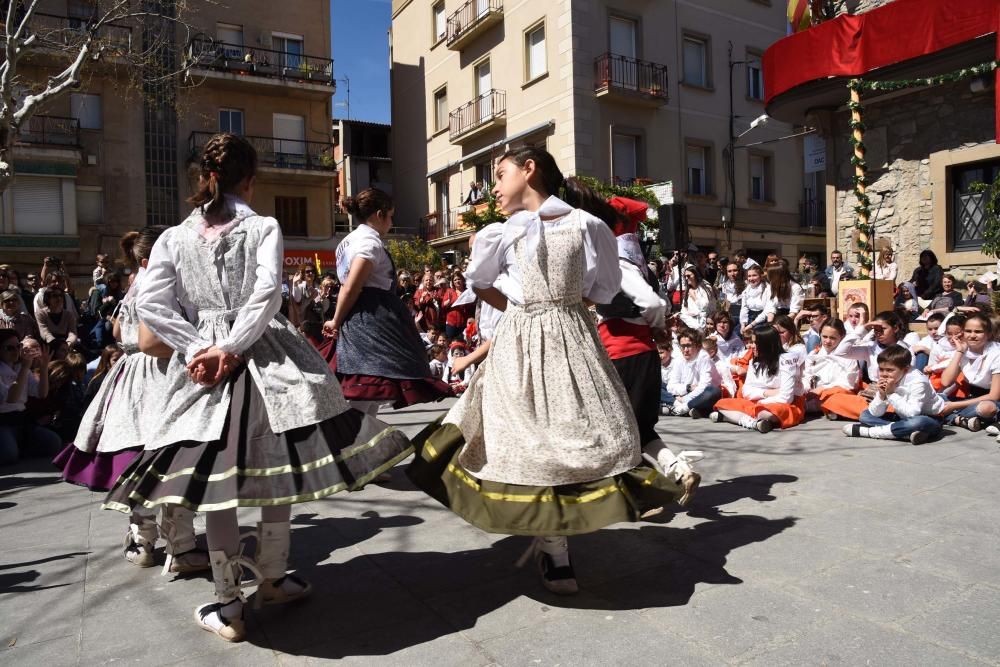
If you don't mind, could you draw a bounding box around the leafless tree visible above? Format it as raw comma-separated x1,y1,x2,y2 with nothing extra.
0,0,200,193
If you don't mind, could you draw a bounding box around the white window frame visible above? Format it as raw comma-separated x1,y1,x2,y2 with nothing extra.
524,21,547,83
432,1,446,43
433,86,448,133
272,32,305,69
218,108,244,136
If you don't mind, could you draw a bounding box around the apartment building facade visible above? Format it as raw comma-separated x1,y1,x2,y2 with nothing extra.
332,118,393,233
391,0,824,263
1,0,337,278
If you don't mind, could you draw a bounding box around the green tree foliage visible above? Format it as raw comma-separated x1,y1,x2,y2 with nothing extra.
971,177,1000,259
460,192,508,231
387,238,442,274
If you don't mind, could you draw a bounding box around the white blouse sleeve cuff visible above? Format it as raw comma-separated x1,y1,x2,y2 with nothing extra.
464,222,506,290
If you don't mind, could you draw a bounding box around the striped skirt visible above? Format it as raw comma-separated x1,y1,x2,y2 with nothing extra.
406,420,683,537
103,370,412,514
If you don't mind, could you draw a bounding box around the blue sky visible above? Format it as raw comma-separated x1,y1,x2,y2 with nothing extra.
331,0,392,124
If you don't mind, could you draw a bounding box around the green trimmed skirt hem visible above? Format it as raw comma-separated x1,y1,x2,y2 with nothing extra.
405,419,683,537
103,403,414,515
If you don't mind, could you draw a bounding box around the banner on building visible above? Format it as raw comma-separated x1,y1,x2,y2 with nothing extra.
803,134,826,173
283,250,336,273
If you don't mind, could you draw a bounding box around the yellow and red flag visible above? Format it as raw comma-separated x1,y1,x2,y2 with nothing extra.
787,0,812,33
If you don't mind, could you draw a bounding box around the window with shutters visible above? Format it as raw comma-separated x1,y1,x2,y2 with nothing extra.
272,113,306,168
12,177,64,235
612,132,640,184
217,23,244,59
749,152,773,202
746,49,764,101
681,33,710,88
524,22,546,82
275,197,308,237
433,87,448,133
70,93,102,130
76,189,103,225
685,143,712,196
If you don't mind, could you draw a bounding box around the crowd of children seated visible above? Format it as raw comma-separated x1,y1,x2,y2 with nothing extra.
655,251,1000,446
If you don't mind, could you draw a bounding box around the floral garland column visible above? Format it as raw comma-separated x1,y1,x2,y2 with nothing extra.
847,79,872,278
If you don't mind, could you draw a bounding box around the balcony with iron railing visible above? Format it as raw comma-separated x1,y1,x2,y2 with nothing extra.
449,90,506,143
24,12,133,54
189,132,336,175
16,115,80,148
186,38,335,90
419,205,479,243
446,0,503,51
594,53,669,107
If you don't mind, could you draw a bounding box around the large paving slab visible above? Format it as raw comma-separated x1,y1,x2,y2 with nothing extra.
1,400,998,665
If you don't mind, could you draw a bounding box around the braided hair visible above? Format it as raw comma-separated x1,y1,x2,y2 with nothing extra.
187,133,258,220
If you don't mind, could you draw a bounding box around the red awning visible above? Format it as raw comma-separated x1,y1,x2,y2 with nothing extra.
763,0,1000,137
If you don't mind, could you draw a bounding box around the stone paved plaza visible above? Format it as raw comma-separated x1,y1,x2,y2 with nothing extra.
2,400,999,666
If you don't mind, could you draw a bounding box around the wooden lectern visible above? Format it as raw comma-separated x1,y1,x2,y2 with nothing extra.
837,279,896,319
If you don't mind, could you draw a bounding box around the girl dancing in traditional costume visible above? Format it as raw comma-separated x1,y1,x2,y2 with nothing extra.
324,188,451,414
54,227,208,574
407,148,688,595
598,196,701,504
104,134,412,642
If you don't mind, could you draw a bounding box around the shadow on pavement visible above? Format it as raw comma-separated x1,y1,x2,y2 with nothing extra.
683,474,799,520
0,551,88,593
0,457,62,494
251,512,796,659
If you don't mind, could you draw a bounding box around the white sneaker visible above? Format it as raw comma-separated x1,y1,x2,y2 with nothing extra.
709,411,722,423
986,424,1000,436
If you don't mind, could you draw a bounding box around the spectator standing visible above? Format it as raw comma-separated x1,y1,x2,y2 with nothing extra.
678,267,716,330
413,273,441,330
443,273,474,340
288,265,320,328
463,181,484,206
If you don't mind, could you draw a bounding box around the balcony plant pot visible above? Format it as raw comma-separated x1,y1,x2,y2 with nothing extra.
255,63,279,77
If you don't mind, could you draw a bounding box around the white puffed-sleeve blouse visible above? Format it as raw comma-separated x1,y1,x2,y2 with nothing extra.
463,197,622,305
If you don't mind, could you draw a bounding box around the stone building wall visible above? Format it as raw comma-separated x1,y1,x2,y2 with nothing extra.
830,79,996,283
